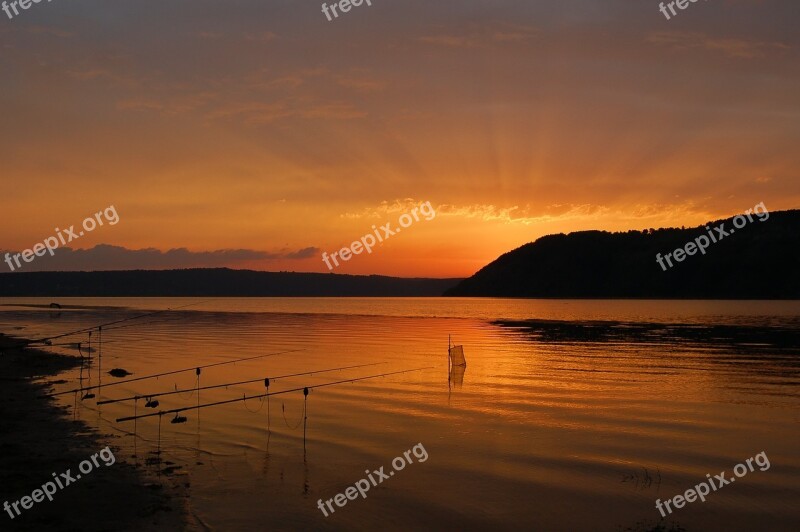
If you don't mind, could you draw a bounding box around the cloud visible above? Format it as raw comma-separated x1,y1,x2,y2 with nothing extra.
196,31,224,40
117,91,217,114
339,200,716,227
301,103,366,120
336,75,387,93
244,31,278,42
340,199,433,220
206,99,365,124
26,26,74,38
1,244,321,272
419,24,538,49
284,247,320,259
647,31,790,59
418,35,480,49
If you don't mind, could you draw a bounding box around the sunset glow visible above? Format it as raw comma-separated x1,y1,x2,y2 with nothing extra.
1,1,797,277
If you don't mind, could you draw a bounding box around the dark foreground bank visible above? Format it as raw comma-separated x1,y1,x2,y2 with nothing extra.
0,334,185,531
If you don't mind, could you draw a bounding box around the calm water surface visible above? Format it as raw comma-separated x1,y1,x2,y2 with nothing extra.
1,298,799,531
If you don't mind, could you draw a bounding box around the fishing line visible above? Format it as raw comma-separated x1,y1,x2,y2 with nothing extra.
281,400,304,429
100,313,191,333
117,366,435,423
48,348,305,398
98,362,384,405
30,300,212,344
243,394,266,413
174,375,200,400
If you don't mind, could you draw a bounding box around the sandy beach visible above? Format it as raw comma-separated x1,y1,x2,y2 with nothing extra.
0,334,186,531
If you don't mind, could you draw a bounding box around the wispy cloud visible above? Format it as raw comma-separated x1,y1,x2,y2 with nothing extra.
1,245,321,272
340,200,717,227
26,26,74,38
341,199,435,220
337,75,386,93
419,24,537,49
244,31,278,42
647,31,790,59
205,99,365,124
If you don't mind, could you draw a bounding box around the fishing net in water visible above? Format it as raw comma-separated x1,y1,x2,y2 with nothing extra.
449,345,466,367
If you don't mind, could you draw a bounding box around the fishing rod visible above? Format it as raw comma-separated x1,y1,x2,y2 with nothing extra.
97,362,387,405
46,348,305,398
100,313,191,333
30,300,212,344
116,366,435,422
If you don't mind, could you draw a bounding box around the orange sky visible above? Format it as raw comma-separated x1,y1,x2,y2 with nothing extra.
1,1,798,277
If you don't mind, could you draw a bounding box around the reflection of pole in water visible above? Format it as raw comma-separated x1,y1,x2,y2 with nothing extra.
302,387,310,495
266,378,271,433
303,447,309,496
81,341,95,401
133,397,138,464
262,429,271,478
263,378,271,477
196,367,201,419
157,413,163,472
303,387,309,452
96,326,102,407
447,334,454,397
196,368,201,468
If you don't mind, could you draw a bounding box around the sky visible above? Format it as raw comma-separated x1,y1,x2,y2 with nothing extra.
1,0,798,277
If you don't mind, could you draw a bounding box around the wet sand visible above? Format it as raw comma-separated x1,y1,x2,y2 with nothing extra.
0,334,186,531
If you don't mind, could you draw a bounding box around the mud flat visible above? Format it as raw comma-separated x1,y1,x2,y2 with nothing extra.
0,334,186,531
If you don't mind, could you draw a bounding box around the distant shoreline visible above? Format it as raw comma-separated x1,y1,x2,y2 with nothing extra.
0,268,463,297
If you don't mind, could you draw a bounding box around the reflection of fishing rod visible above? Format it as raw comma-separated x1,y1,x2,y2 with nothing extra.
46,348,305,398
97,362,387,405
30,300,211,344
117,366,434,422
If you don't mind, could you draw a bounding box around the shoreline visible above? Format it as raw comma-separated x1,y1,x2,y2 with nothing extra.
0,334,186,531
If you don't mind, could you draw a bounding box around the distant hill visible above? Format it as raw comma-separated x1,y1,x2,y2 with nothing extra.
445,209,800,299
0,269,462,297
